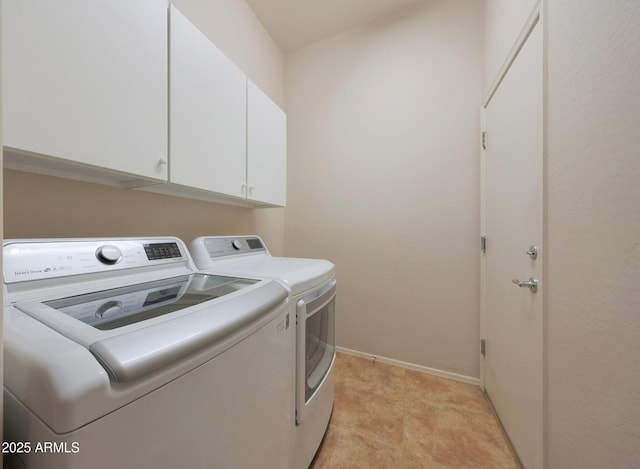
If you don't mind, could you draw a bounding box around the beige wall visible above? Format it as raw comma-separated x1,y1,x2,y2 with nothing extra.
485,0,640,466
546,0,640,467
284,0,484,378
3,0,286,255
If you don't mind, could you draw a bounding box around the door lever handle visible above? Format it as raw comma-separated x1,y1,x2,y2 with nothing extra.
512,277,539,293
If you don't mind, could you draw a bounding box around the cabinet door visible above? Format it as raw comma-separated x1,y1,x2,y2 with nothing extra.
169,6,247,199
247,81,287,207
2,0,168,182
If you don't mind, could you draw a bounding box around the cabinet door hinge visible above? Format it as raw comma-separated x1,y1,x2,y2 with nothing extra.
481,339,486,356
481,131,487,150
480,236,487,253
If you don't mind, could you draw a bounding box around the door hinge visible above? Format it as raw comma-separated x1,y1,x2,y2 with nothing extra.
480,236,487,253
481,339,486,356
481,131,487,150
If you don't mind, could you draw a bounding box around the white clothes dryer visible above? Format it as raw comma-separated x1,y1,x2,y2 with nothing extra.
189,236,336,469
3,237,293,469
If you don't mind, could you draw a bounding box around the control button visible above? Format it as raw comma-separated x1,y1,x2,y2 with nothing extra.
96,245,123,265
231,240,243,250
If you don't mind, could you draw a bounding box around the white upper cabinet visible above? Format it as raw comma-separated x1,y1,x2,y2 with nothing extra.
247,81,287,207
2,0,168,185
2,1,286,207
169,6,247,199
154,6,286,207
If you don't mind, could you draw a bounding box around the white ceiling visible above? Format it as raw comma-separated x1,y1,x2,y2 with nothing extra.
245,0,427,53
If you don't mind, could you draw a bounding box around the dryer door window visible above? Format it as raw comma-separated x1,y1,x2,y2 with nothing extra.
296,279,336,424
305,303,334,401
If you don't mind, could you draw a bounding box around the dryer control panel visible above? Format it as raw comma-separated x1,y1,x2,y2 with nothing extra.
3,238,188,284
202,236,267,259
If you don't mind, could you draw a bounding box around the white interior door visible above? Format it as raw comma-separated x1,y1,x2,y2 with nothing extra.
481,10,543,469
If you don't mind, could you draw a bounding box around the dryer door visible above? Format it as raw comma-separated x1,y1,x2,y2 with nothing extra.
296,279,336,424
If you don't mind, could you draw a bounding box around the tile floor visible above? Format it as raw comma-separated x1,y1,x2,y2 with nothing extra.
311,352,521,469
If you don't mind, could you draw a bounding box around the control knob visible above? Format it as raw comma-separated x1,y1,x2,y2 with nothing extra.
231,240,243,250
96,245,123,265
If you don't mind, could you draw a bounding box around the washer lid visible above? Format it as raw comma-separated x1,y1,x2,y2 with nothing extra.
42,273,258,331
15,274,288,383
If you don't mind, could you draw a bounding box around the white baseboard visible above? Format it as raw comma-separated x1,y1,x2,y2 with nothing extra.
336,346,480,387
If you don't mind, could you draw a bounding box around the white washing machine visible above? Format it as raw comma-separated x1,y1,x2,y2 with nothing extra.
2,237,293,469
189,236,336,469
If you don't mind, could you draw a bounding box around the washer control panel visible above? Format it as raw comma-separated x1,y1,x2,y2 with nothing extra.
3,238,187,283
203,236,266,259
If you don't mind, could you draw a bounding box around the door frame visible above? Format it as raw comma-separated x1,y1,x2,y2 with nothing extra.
479,0,546,463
